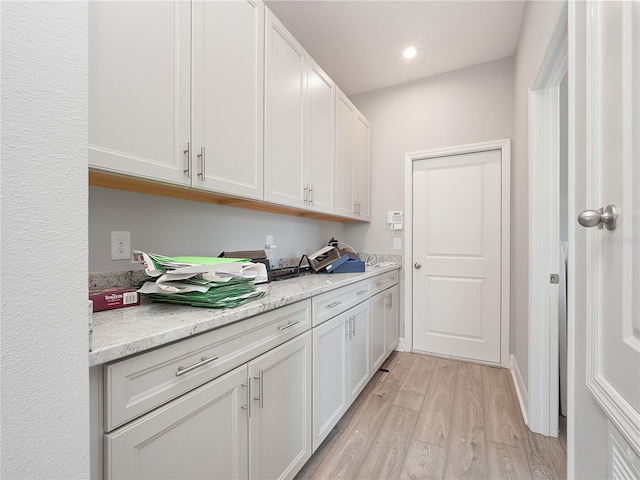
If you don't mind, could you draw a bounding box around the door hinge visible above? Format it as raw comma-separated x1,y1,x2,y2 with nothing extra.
550,274,560,284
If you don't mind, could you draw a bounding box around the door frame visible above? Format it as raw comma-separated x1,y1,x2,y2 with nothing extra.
404,139,511,368
527,2,568,437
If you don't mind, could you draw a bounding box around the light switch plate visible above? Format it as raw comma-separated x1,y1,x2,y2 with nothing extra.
393,238,402,250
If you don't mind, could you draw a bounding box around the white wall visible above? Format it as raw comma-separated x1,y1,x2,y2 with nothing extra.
344,57,514,339
0,2,90,478
511,0,565,388
89,187,346,272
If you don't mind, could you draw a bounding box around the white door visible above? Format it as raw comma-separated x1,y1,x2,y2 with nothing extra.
89,1,191,185
105,365,248,480
191,0,264,199
412,149,502,363
249,331,312,480
579,0,640,457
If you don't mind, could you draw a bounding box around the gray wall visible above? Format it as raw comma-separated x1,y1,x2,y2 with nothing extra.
343,57,514,340
1,2,90,478
511,0,564,389
89,187,346,272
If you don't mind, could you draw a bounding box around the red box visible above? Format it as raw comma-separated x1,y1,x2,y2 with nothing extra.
90,287,140,312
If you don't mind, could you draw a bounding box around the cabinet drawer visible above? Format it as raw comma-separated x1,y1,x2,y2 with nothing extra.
370,270,399,296
105,300,311,431
312,279,369,327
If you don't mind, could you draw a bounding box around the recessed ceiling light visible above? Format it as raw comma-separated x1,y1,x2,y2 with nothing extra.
403,46,417,59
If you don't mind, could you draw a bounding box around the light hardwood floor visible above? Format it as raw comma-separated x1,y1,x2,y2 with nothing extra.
296,352,567,480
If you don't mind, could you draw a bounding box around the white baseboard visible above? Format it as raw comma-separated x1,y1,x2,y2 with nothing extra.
397,337,406,352
510,354,529,426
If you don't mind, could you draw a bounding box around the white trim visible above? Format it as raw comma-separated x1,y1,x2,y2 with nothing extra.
527,1,568,437
404,139,511,368
510,354,529,426
396,337,406,352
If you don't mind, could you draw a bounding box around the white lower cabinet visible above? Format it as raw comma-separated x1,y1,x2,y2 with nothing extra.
249,331,312,480
370,285,400,374
105,365,249,480
312,314,348,451
105,331,312,480
385,285,399,355
370,291,387,373
312,300,370,451
347,302,371,403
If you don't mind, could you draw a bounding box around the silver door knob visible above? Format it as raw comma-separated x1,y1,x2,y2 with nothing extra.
578,204,619,230
414,262,422,269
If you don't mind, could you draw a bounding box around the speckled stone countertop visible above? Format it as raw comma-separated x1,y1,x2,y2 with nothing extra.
89,264,400,367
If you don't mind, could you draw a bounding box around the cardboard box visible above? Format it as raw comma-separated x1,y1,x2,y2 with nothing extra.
90,287,140,312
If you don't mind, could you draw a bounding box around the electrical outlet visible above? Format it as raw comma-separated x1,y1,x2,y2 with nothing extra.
111,231,131,260
266,235,274,245
393,238,402,250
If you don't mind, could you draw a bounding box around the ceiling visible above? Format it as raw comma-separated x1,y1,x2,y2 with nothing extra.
265,1,525,96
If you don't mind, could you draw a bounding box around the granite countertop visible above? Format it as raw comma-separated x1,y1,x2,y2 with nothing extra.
90,264,400,367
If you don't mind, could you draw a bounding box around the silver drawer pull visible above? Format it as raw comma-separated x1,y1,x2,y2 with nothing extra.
357,289,368,295
327,301,342,308
277,320,300,331
376,281,384,286
175,355,218,377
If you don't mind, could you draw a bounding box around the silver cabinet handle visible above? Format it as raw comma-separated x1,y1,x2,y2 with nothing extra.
183,142,191,178
277,320,299,331
354,202,358,215
349,316,355,337
414,262,422,269
387,293,392,309
175,355,218,376
352,316,356,337
345,319,351,337
253,370,264,409
376,281,384,286
197,146,205,180
304,185,309,204
309,185,314,206
240,380,250,418
357,289,368,295
327,301,342,308
578,204,619,230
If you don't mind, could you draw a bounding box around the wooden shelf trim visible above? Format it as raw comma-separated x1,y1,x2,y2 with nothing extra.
89,169,359,223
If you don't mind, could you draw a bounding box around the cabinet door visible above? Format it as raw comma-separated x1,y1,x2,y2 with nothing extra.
347,302,371,404
89,1,191,186
191,0,264,200
306,60,335,214
335,89,356,218
105,365,248,480
264,9,306,208
353,112,371,221
370,292,387,373
385,285,400,355
249,331,312,480
312,314,348,452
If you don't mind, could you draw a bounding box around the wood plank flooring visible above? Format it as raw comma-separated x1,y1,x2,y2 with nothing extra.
296,352,567,480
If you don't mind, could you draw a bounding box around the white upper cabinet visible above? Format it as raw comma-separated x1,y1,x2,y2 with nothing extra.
90,0,264,200
264,9,336,214
305,60,335,214
335,88,371,221
335,90,356,218
353,112,371,221
264,9,307,208
191,0,264,199
89,1,191,185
